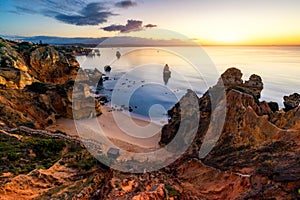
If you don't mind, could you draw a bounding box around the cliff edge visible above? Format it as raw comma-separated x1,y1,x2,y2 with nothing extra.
0,38,101,128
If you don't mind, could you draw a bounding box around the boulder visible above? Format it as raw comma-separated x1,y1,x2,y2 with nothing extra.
219,67,243,86
283,93,300,111
104,65,111,72
244,74,263,99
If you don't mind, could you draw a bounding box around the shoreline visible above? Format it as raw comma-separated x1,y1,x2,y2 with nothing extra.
47,105,163,152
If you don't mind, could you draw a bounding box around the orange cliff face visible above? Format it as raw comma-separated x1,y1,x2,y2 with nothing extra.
29,46,79,84
0,38,80,89
159,68,300,199
0,38,101,128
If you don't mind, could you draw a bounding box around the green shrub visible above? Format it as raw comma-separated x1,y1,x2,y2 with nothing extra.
7,152,21,161
0,132,65,174
165,185,179,197
68,142,82,152
28,138,65,159
0,41,6,48
17,42,32,51
68,153,101,171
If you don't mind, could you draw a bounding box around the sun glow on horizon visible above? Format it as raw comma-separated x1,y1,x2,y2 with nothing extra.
192,33,300,46
210,33,243,45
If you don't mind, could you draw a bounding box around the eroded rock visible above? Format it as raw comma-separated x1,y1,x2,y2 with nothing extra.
218,67,263,99
0,38,101,127
283,93,300,111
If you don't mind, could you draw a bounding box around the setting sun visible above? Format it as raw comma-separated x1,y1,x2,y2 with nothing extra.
211,33,243,45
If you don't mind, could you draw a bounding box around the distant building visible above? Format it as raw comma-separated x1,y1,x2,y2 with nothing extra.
107,147,120,159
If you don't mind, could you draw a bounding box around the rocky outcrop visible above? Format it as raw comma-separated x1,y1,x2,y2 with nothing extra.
0,38,80,88
159,89,199,146
159,68,300,199
218,67,263,99
29,46,79,84
0,38,101,128
72,82,102,119
244,74,263,99
269,107,300,130
283,93,300,111
176,159,251,199
0,39,35,89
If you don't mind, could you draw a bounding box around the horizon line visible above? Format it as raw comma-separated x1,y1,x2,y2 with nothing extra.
1,35,300,47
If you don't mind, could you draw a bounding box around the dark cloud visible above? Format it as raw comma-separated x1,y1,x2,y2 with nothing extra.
102,24,127,32
102,20,142,33
9,1,115,26
144,24,157,28
122,20,143,32
8,0,153,28
55,3,116,26
102,20,157,33
115,0,137,8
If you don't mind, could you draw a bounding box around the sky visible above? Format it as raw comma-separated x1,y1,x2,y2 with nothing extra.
0,0,300,45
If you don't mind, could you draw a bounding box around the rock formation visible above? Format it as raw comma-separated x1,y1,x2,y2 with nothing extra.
159,67,300,199
29,46,79,84
104,65,112,72
0,38,101,128
218,67,263,99
283,92,300,111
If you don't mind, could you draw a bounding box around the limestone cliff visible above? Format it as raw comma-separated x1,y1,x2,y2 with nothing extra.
29,46,79,84
0,38,102,128
159,67,300,199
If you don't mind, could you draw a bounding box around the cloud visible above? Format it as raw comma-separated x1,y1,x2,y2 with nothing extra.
102,24,127,32
144,24,157,28
103,20,142,33
11,6,38,15
9,0,116,26
55,3,116,26
8,0,154,28
102,20,157,33
10,0,85,15
121,20,143,32
115,0,137,8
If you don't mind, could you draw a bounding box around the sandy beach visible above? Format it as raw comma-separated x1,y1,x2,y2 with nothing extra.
47,106,163,153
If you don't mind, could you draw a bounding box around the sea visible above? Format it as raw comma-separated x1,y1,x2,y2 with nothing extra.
76,46,300,124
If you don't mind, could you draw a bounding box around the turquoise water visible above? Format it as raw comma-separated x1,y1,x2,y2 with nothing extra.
76,46,300,121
